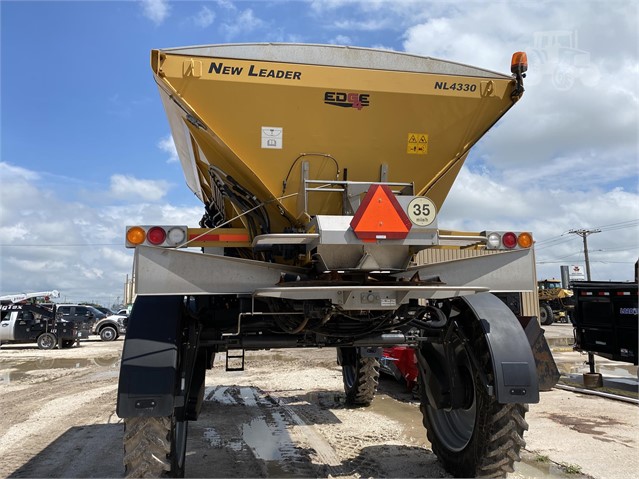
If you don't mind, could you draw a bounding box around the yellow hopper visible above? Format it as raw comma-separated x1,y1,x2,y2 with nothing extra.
153,44,521,233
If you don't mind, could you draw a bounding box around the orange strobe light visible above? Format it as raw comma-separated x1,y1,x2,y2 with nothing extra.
511,51,528,73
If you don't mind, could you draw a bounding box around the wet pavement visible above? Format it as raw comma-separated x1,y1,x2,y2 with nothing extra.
0,325,636,478
543,323,638,400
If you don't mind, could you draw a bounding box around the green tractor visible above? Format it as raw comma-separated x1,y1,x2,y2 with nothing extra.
538,279,574,325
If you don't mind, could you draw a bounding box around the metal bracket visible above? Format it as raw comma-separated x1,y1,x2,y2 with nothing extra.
225,349,245,371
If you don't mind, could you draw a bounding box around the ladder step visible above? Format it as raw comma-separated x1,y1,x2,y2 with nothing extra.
225,349,245,372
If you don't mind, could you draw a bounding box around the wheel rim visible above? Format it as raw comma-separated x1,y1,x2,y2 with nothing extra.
426,345,477,452
102,328,115,340
343,363,357,388
40,335,54,349
426,395,476,452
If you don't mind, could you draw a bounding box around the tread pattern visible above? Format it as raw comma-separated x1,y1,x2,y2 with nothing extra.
419,304,530,478
344,357,380,406
123,417,171,478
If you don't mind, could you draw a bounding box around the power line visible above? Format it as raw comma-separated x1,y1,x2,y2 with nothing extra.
534,220,638,246
568,228,601,280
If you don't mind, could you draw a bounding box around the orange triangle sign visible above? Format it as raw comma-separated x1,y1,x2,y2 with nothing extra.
350,185,412,240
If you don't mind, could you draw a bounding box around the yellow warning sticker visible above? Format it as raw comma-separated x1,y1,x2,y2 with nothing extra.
407,132,428,155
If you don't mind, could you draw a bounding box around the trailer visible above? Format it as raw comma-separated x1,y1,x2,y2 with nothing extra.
571,280,638,367
117,44,557,478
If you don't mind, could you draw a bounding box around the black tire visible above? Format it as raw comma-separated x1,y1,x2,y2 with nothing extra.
123,416,188,478
339,347,380,406
100,326,118,341
418,309,528,478
37,333,56,350
539,303,554,325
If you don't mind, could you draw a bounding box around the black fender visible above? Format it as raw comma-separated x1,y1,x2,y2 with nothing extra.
117,295,184,418
462,293,539,404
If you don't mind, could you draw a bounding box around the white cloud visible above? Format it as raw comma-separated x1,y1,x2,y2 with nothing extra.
220,8,265,39
330,35,352,45
109,174,170,201
158,134,179,164
0,162,40,181
0,163,201,305
438,168,639,281
0,224,28,243
141,0,170,26
193,5,215,28
215,0,237,12
397,0,638,245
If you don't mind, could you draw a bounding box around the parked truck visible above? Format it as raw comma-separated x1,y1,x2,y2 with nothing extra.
0,291,78,349
117,44,558,478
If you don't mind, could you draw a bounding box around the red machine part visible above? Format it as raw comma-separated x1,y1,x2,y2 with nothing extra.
382,346,418,391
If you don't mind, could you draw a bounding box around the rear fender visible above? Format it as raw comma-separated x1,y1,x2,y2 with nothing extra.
117,295,185,417
462,293,540,403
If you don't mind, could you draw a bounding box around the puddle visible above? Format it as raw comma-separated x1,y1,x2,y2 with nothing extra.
243,416,286,460
366,393,586,477
553,353,638,380
0,356,120,384
369,393,428,446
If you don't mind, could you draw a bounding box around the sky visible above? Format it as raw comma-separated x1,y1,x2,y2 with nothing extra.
1,0,637,307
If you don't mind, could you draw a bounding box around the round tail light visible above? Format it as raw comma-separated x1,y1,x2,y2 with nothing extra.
487,232,502,248
147,227,167,245
126,226,146,245
518,232,533,248
502,232,517,249
166,227,187,246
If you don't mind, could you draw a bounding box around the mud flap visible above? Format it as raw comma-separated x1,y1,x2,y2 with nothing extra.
462,293,540,404
117,295,184,418
518,316,560,391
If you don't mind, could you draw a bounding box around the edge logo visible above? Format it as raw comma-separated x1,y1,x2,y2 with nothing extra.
324,92,370,110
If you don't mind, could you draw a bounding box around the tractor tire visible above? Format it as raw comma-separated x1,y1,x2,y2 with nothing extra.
123,416,188,478
418,314,528,478
100,326,118,341
339,347,380,406
539,303,554,325
37,333,56,350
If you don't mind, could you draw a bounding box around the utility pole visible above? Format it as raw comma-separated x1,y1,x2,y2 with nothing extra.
568,228,601,281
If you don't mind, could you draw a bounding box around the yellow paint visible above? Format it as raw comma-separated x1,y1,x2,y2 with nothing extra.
152,47,518,232
407,132,428,155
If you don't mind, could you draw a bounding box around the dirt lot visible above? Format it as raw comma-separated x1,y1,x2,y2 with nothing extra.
0,326,637,478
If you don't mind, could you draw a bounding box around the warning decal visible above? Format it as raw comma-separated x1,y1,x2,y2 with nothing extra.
262,127,283,149
407,132,428,155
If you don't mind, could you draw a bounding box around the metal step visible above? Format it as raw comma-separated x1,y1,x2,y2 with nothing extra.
225,349,245,372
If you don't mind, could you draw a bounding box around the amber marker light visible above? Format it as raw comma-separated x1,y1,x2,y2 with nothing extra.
518,232,533,248
126,226,146,245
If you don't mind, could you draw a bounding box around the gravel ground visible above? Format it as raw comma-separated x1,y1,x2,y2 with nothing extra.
0,325,637,478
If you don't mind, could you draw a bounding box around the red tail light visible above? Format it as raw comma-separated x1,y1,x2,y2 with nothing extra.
483,231,534,250
502,232,518,249
125,225,188,248
147,226,167,245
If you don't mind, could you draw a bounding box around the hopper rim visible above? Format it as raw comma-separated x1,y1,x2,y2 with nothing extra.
156,42,513,80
